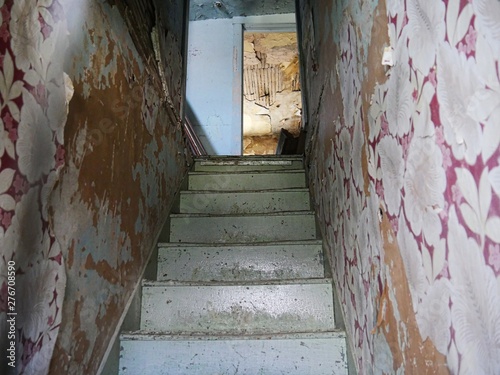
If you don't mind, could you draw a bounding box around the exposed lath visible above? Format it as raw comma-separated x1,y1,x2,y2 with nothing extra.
244,64,284,106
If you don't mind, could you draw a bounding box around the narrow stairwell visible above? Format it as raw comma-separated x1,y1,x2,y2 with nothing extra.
119,156,348,374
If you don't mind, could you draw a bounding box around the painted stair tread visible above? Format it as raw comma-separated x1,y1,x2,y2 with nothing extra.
178,188,311,214
193,156,303,171
140,279,335,334
157,239,323,247
169,211,317,243
170,210,316,217
189,169,305,175
156,240,324,281
193,155,303,163
142,277,333,286
119,331,348,375
121,330,347,340
187,170,306,191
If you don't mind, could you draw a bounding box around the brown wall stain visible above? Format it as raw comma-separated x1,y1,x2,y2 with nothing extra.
380,213,448,373
361,3,449,373
46,1,189,373
85,254,120,284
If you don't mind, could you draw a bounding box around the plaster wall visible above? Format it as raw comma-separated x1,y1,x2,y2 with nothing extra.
243,32,301,137
298,0,500,373
0,0,188,374
186,18,238,155
186,13,296,155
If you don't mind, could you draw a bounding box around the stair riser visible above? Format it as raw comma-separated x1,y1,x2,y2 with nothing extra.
179,190,310,214
119,336,348,375
141,282,335,334
188,172,306,191
170,214,317,243
157,243,324,281
193,160,303,171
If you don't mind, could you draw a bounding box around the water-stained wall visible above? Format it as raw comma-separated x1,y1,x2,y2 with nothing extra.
0,0,188,374
297,0,500,373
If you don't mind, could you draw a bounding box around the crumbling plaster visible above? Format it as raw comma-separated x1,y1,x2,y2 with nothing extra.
242,32,302,155
243,32,301,140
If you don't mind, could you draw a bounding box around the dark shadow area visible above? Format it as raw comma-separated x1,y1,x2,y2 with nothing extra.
185,102,216,155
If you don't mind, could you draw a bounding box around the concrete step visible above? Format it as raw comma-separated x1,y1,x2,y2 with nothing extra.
140,279,335,334
178,188,311,214
187,170,306,191
169,211,317,243
156,240,325,282
119,331,348,375
193,156,303,171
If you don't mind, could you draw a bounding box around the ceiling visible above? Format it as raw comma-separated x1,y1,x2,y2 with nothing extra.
189,0,296,21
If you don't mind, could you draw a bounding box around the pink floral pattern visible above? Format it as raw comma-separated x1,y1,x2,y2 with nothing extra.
299,0,500,373
0,0,66,374
488,243,500,272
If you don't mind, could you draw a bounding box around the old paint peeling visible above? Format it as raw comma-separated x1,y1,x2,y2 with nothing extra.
0,0,188,372
65,0,145,98
45,0,188,374
380,215,448,373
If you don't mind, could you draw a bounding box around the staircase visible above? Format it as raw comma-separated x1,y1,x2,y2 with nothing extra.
119,156,348,374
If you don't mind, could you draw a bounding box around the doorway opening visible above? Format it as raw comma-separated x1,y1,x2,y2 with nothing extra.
242,32,302,155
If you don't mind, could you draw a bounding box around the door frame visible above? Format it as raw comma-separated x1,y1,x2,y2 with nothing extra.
231,14,297,154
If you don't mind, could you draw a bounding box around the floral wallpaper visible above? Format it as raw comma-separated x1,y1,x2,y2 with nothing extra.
298,0,500,373
0,0,68,374
1,0,188,374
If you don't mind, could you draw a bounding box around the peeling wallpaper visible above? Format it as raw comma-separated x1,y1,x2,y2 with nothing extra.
0,0,188,374
298,0,500,373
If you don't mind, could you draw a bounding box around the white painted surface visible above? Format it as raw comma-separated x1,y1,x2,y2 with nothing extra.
186,14,296,155
157,240,324,281
232,23,243,154
187,170,307,191
193,155,303,171
119,332,348,375
169,211,317,243
141,279,335,334
232,13,297,27
178,188,311,214
186,18,237,155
